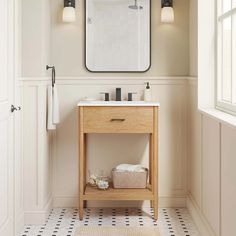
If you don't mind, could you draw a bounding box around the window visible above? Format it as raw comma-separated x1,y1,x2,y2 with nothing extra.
217,0,236,114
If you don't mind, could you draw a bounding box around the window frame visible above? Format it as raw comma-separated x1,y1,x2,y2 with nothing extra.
216,0,236,115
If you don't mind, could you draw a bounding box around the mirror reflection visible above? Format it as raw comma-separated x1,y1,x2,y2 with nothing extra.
86,0,151,72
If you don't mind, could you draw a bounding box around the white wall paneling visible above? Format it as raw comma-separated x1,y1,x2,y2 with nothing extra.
187,80,218,236
201,116,220,235
187,80,236,236
221,125,236,236
187,78,202,208
21,77,188,209
187,79,219,236
23,81,53,224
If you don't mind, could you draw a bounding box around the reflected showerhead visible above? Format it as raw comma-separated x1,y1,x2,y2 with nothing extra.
128,0,143,10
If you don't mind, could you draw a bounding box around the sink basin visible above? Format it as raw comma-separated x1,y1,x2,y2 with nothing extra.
77,100,160,107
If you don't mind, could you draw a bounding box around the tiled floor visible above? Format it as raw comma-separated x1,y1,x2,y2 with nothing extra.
20,208,200,236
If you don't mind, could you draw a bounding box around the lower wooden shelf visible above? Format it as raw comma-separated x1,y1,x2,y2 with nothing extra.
83,185,154,201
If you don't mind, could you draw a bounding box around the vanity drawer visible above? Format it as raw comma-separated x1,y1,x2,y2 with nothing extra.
83,106,154,133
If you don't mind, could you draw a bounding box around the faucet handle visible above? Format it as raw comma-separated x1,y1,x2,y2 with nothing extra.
100,92,109,101
128,92,137,101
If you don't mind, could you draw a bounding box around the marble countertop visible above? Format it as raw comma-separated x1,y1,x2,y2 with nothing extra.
77,101,160,107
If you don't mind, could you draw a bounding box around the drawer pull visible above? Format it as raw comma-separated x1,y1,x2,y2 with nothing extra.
110,118,126,122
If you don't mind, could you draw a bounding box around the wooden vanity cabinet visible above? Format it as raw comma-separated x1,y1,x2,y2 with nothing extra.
78,104,159,220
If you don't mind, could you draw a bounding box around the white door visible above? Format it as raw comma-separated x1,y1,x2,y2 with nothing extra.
0,0,15,235
13,0,24,234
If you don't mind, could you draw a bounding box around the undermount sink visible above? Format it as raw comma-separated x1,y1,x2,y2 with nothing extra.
77,100,160,107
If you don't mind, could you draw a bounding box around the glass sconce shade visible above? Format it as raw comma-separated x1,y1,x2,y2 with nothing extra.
63,6,76,22
63,0,76,23
161,6,174,23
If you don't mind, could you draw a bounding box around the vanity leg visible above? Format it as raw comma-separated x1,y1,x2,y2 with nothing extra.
153,107,158,221
79,199,84,220
79,108,85,220
149,133,154,208
153,197,158,221
84,134,87,209
150,201,154,209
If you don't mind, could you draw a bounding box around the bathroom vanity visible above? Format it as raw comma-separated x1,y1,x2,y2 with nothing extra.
77,101,159,220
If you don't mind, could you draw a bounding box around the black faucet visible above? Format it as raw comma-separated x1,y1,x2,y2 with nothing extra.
116,88,121,101
100,92,110,101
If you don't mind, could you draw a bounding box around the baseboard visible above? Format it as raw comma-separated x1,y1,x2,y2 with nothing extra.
24,197,52,225
187,195,218,236
53,196,186,208
159,196,186,207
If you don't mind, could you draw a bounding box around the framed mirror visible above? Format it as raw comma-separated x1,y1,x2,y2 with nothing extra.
85,0,151,72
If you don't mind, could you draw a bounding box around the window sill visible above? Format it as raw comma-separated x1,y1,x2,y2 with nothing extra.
198,108,236,129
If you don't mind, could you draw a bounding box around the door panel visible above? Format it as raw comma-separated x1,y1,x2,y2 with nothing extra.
0,0,8,102
0,0,14,235
0,121,9,226
14,0,24,232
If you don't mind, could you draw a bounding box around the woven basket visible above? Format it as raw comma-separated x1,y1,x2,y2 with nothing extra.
112,168,148,189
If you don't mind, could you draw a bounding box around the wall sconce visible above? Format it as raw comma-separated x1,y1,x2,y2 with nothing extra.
63,0,76,23
161,0,174,23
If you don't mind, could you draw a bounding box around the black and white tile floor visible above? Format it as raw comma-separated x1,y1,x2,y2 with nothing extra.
20,208,200,236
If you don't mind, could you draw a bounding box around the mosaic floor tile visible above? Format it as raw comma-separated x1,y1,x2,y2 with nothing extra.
20,208,200,236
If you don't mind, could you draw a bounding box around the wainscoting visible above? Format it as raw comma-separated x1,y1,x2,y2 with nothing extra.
23,76,236,235
22,81,53,224
187,79,236,236
21,76,188,224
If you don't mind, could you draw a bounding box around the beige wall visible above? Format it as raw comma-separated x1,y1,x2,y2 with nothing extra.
21,0,191,215
189,0,198,76
21,0,51,77
22,0,190,77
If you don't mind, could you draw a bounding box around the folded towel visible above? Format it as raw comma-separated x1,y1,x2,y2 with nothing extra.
47,84,60,130
47,85,56,130
52,84,60,124
115,164,144,172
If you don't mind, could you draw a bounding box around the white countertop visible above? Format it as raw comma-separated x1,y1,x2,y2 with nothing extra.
77,101,160,107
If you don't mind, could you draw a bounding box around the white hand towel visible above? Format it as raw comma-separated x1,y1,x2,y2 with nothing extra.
47,85,56,130
52,84,60,124
116,164,144,172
